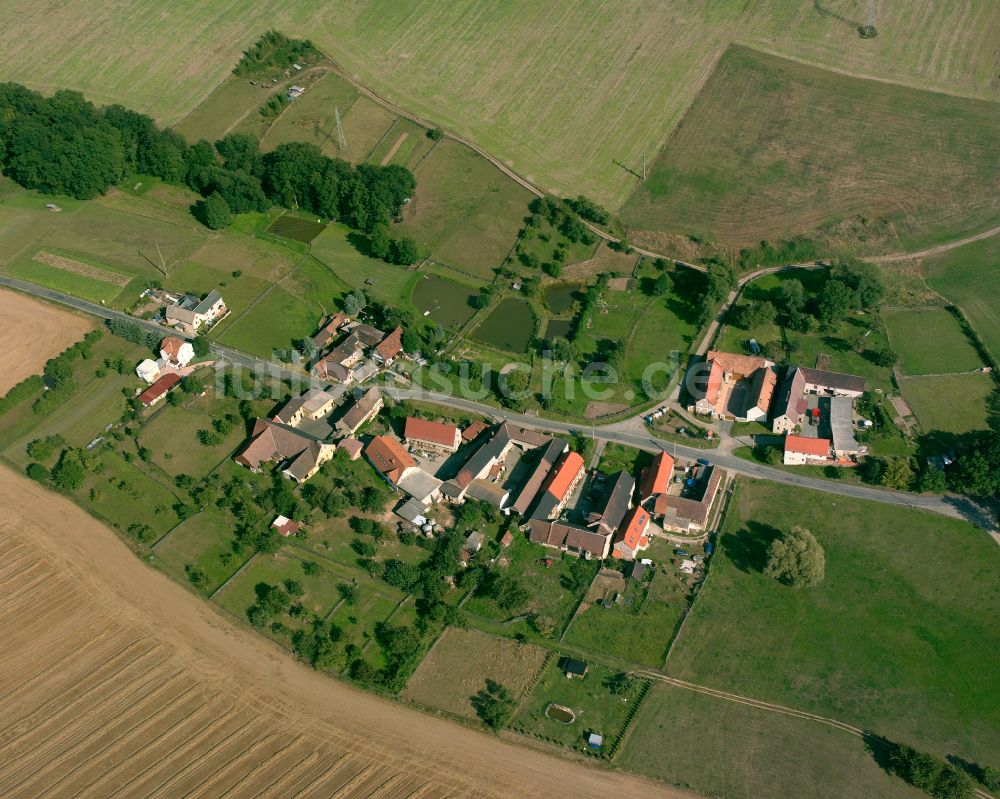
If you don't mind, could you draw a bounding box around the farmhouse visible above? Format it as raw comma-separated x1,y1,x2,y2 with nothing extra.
465,479,510,509
364,434,417,486
638,451,674,504
234,419,334,483
783,435,831,465
528,519,612,559
799,367,866,398
337,387,383,434
771,367,808,434
310,313,348,350
612,505,651,560
587,470,634,536
397,466,444,505
692,350,776,421
404,416,461,454
272,387,337,426
450,422,554,499
530,450,585,521
373,326,404,364
137,373,180,407
654,464,723,534
159,337,194,368
165,290,226,334
772,366,866,434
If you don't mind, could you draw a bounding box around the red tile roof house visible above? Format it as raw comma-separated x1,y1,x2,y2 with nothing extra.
612,506,651,560
137,373,181,407
691,350,776,422
365,435,417,486
783,435,832,465
638,451,674,504
373,326,404,364
462,420,488,443
404,416,461,454
159,336,194,368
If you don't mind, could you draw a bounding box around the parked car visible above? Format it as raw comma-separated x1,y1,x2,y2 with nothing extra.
674,549,690,557
697,458,710,466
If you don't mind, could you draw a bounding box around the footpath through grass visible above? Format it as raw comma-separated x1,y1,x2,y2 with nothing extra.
666,479,1000,765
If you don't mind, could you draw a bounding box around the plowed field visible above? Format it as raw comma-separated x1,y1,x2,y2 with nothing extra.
0,469,694,799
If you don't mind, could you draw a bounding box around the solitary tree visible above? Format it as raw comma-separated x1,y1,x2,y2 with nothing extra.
342,289,366,317
764,526,825,587
199,191,234,230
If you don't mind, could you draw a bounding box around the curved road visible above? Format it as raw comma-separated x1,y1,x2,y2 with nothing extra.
1,274,993,533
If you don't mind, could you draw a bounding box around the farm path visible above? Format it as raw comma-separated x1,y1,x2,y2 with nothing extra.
0,468,700,799
868,225,1000,263
633,671,997,799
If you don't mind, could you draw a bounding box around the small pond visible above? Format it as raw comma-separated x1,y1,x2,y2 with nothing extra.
544,703,576,724
544,282,583,314
412,275,478,328
267,215,327,243
545,318,573,340
472,298,535,353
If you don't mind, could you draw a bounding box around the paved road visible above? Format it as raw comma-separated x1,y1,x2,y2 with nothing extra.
3,274,994,532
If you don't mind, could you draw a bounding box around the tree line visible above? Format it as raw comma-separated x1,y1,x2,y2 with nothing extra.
0,83,419,263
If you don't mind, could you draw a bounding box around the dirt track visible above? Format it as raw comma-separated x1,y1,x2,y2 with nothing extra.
0,289,93,395
0,468,697,799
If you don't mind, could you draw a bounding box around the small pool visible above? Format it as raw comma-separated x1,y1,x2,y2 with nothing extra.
472,298,535,353
545,703,576,724
267,215,327,243
412,276,478,328
545,318,573,340
544,282,583,314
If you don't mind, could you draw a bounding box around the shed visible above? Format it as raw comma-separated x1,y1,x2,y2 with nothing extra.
587,733,603,750
629,561,647,582
560,657,588,679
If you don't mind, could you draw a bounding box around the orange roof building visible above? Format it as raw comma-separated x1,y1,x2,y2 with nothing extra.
137,373,180,407
613,506,651,560
374,326,404,363
530,450,585,520
365,435,417,485
639,451,674,502
404,416,461,453
783,435,831,465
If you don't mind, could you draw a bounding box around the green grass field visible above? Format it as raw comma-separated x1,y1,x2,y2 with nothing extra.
623,45,1000,248
398,139,531,279
620,682,920,799
152,510,250,594
10,1,1000,214
666,480,1000,765
900,373,996,436
259,71,359,154
511,658,645,751
924,236,1000,363
310,224,413,305
174,74,281,143
884,309,985,376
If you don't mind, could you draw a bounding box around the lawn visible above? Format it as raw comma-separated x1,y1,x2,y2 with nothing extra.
397,139,531,279
5,250,133,304
218,280,324,357
152,510,249,595
138,392,256,480
924,235,1000,363
463,535,595,641
884,309,984,376
563,576,683,668
623,45,1000,249
366,118,435,170
596,443,648,477
310,224,415,306
666,479,1000,765
510,657,646,752
403,628,550,720
259,70,359,155
173,74,281,143
620,682,922,799
167,259,271,330
900,374,996,437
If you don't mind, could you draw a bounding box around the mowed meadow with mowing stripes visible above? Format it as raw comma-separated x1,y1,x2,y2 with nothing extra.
2,1,999,210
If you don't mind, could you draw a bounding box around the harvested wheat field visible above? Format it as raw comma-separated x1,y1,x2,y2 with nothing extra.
0,289,92,395
0,469,695,799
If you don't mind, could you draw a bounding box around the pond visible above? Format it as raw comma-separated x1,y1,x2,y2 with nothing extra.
267,214,327,243
545,318,573,340
472,298,535,353
544,703,576,724
544,282,584,314
412,276,478,328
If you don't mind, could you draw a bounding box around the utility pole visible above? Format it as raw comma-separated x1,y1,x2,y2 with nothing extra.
153,240,167,276
335,106,347,151
642,151,646,182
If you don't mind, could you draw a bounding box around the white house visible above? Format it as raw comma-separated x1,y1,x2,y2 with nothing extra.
160,337,194,368
783,435,831,465
135,358,162,384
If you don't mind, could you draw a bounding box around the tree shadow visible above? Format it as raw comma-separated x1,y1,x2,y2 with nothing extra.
861,730,896,773
721,520,781,574
946,754,988,784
